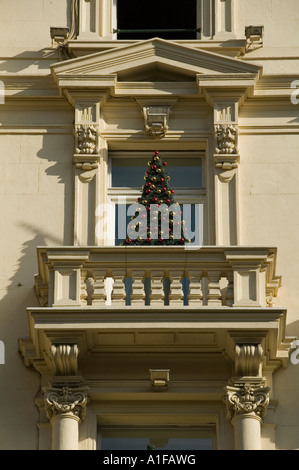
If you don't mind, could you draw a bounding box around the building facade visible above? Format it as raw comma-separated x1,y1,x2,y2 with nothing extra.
1,0,299,450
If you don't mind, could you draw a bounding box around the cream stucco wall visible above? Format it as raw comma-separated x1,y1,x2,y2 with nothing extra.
0,0,299,450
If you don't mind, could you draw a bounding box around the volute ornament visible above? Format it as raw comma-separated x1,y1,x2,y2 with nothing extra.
44,385,88,421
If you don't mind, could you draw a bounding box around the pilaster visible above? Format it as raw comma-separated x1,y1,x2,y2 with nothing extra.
213,99,240,245
69,92,108,246
43,343,89,450
224,343,270,450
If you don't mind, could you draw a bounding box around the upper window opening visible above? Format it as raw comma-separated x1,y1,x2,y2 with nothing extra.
111,156,202,188
115,0,199,40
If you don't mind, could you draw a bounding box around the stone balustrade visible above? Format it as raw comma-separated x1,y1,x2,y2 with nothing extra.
35,246,281,309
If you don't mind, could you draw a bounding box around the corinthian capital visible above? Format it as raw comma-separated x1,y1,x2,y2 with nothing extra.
44,385,88,422
225,382,270,421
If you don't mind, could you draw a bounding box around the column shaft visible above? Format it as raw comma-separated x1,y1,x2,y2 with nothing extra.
51,413,80,450
232,413,262,450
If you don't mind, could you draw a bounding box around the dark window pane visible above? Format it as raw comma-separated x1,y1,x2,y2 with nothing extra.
116,0,197,40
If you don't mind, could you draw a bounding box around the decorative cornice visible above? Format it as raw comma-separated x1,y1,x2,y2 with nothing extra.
44,385,88,421
225,382,270,421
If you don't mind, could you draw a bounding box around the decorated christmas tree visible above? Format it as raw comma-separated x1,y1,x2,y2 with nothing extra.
122,151,190,245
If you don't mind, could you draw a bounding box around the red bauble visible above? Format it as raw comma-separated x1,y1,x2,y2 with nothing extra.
160,178,164,182
171,190,175,194
166,199,171,204
163,161,167,166
127,239,132,243
147,238,152,242
152,165,157,170
154,150,159,155
153,197,158,202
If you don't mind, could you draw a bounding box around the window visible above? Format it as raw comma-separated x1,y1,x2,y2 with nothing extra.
115,0,200,40
97,427,215,450
107,151,205,247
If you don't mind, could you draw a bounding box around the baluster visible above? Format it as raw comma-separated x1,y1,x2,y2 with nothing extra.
168,270,184,306
207,270,222,306
80,270,88,306
131,270,145,305
91,269,106,306
226,271,234,307
110,270,126,306
150,270,165,306
187,269,203,306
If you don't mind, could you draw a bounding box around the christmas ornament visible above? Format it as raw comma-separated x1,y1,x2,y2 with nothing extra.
121,151,189,246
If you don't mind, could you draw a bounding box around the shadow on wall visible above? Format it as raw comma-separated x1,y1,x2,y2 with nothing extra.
0,230,61,449
36,132,74,245
0,129,73,448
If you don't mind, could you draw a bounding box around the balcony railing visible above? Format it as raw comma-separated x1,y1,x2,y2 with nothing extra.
34,246,281,309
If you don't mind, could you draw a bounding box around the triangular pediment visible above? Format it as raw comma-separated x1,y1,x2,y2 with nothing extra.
51,38,261,84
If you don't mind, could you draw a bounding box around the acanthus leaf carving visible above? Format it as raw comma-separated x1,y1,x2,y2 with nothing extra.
224,382,270,421
50,344,79,376
235,344,264,377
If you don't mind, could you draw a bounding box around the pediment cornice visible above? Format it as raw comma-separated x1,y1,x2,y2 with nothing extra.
51,38,261,99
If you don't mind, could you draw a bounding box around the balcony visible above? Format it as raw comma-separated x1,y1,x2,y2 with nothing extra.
35,246,281,309
19,245,292,377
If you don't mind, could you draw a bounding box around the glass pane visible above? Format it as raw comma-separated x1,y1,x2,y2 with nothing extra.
99,428,213,450
111,157,202,188
114,203,203,246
